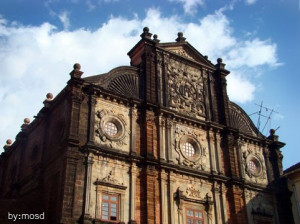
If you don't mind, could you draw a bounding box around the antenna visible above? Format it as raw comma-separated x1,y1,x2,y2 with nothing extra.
248,102,279,135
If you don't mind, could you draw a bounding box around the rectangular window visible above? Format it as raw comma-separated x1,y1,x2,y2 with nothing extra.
186,209,204,224
101,193,119,222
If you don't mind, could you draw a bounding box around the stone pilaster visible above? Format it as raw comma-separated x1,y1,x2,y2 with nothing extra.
130,105,138,154
236,138,245,179
87,92,97,145
220,183,228,223
166,117,174,163
84,156,94,216
215,131,224,175
213,183,223,224
207,128,217,174
158,115,166,160
160,169,168,224
129,163,137,223
169,172,176,224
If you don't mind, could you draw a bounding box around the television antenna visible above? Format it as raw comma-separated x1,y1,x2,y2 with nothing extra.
248,101,280,134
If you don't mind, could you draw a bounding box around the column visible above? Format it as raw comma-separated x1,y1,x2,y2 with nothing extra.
215,132,224,175
158,115,166,160
236,138,245,179
84,156,94,216
129,163,137,223
166,118,174,163
169,171,176,224
213,183,223,224
208,128,217,174
130,105,138,154
161,169,168,224
220,183,228,223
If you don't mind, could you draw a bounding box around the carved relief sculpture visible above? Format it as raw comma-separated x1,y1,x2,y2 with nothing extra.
95,109,129,150
174,125,207,170
167,58,206,119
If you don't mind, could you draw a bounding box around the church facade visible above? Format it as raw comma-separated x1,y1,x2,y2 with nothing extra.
0,28,293,224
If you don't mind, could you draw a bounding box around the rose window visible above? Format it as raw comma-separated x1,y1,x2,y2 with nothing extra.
182,142,195,157
248,160,257,173
104,122,118,136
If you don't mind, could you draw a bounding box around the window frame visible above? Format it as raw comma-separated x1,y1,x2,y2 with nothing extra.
185,208,205,224
100,193,120,223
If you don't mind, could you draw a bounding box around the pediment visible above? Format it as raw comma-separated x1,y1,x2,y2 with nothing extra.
84,66,140,99
229,102,263,138
159,43,215,69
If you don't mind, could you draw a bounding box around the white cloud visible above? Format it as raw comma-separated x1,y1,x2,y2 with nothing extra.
245,0,257,5
169,0,205,15
58,11,70,30
225,39,280,68
0,8,279,149
227,72,255,102
86,0,96,11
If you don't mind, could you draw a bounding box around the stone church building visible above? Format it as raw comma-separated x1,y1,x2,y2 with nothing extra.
0,28,294,224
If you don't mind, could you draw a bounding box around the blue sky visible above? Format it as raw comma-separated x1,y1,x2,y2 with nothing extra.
0,0,299,169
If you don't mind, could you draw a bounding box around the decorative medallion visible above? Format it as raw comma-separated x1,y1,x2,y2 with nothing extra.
186,185,202,199
174,125,207,170
95,109,129,148
243,148,266,180
167,59,206,119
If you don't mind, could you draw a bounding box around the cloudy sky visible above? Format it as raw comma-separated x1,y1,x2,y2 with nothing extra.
0,0,299,169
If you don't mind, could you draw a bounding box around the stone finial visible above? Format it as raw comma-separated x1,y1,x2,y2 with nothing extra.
270,129,276,135
6,139,12,145
153,34,160,43
3,139,12,151
70,63,83,79
215,58,227,70
140,27,152,39
176,32,186,42
24,118,30,124
46,93,53,101
268,129,279,141
43,93,53,108
21,118,30,131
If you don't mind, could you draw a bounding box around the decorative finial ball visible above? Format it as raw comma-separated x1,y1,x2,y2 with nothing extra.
73,63,81,70
153,34,158,39
6,139,12,145
270,129,275,135
178,32,183,37
143,27,149,32
24,118,30,124
46,93,53,100
217,58,223,63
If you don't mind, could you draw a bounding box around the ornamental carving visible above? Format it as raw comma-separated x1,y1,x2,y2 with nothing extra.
95,108,129,149
174,125,207,170
242,147,266,182
101,170,124,186
167,58,206,119
186,185,202,198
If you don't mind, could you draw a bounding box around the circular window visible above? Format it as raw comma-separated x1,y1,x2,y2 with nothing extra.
248,160,257,173
179,136,202,161
100,116,125,141
182,142,195,157
247,157,262,176
104,122,118,136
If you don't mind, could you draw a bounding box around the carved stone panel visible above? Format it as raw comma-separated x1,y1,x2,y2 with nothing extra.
166,58,206,119
241,143,268,185
94,99,130,152
174,124,209,171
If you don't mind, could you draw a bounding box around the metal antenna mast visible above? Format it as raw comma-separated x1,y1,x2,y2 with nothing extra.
248,102,279,134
